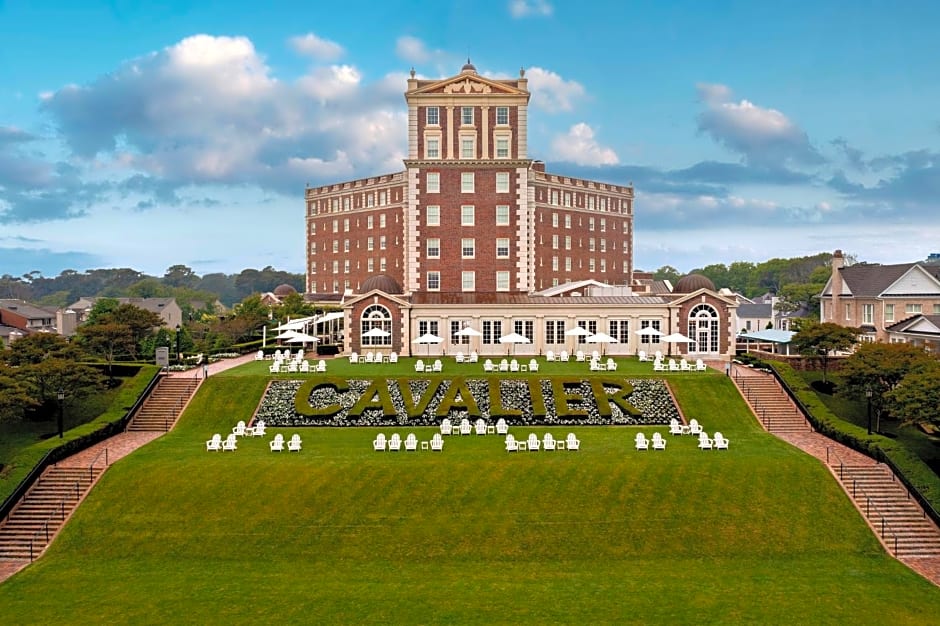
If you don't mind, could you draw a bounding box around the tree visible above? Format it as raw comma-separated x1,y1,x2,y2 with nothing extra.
790,321,858,384
839,342,935,430
163,264,199,289
885,363,940,429
0,363,37,422
652,265,681,285
84,298,121,325
78,322,136,383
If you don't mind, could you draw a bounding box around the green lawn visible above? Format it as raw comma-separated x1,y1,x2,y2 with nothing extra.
1,367,938,624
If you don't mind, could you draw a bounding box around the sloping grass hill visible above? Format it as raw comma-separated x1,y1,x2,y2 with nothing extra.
1,372,938,623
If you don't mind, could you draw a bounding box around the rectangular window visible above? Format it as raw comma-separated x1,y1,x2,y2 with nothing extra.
379,235,386,250
845,303,852,320
332,240,338,253
514,320,534,342
589,258,596,272
482,319,503,344
461,238,475,258
600,218,607,232
934,304,940,315
426,205,440,226
332,219,338,233
565,257,572,271
427,238,440,258
427,173,440,193
496,205,510,225
564,192,571,207
905,303,923,314
862,304,874,325
367,237,374,251
545,320,565,345
588,217,595,231
426,106,439,125
588,238,595,252
600,239,607,252
552,256,559,271
451,320,471,345
496,106,509,125
461,172,474,192
380,214,386,228
427,271,440,290
608,320,630,343
496,271,510,291
641,320,662,344
332,260,338,274
367,258,374,272
576,320,598,344
496,172,510,193
565,236,571,250
418,320,439,338
343,239,349,252
462,271,475,291
564,215,571,229
426,137,440,159
552,235,559,249
461,138,474,159
343,218,350,232
366,193,374,208
379,257,386,271
461,106,474,125
495,137,509,158
552,213,559,228
461,205,475,226
600,259,607,273
496,238,510,258
343,259,350,273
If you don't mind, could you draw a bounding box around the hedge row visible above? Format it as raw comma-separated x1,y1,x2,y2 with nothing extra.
771,361,940,515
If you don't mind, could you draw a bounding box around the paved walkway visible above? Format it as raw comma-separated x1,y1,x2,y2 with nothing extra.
730,363,940,587
0,353,255,583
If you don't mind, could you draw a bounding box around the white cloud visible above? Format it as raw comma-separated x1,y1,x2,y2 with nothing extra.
509,0,553,18
525,67,585,112
696,82,823,167
395,36,430,64
551,123,618,166
297,64,362,102
289,33,344,61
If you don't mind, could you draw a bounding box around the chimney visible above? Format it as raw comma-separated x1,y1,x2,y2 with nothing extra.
829,249,845,321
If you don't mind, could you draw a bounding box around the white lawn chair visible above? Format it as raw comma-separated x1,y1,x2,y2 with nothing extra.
591,350,600,362
364,352,374,364
529,359,539,372
526,433,540,451
440,418,453,435
468,351,479,363
714,432,730,450
349,352,359,364
654,351,663,361
651,432,666,450
232,421,247,437
669,359,680,372
509,359,520,372
316,360,327,373
635,432,649,451
269,434,284,452
606,358,617,371
430,433,444,451
698,432,713,450
653,359,666,372
688,419,703,436
404,433,418,451
474,419,487,435
388,433,402,451
373,433,387,451
695,359,707,372
505,434,519,452
546,350,555,362
247,420,266,437
455,352,465,363
432,359,443,372
299,360,310,373
638,350,648,362
287,361,298,373
288,434,302,452
680,359,691,372
589,360,604,372
565,433,580,450
559,350,569,362
543,433,557,450
274,349,283,361
496,418,509,435
222,433,238,452
269,361,281,374
206,434,222,451
389,352,398,363
458,418,472,436
254,350,264,361
483,359,495,372
499,359,509,372
414,359,425,372
669,418,684,436
575,351,585,362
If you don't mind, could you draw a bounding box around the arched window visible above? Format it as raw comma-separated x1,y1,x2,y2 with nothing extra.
361,304,392,346
687,304,719,353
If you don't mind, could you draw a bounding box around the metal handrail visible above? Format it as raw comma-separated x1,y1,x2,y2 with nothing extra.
88,447,108,480
24,480,82,562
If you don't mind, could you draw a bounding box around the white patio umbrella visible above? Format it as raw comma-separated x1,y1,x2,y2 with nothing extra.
454,326,483,355
499,332,531,355
413,332,443,355
662,332,693,356
362,327,391,338
564,325,591,353
586,332,619,356
286,332,319,344
273,330,301,341
635,326,663,355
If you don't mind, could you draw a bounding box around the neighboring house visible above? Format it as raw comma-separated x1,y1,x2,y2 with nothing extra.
0,299,57,333
819,249,940,343
63,297,183,335
0,325,26,347
885,315,940,354
735,302,774,335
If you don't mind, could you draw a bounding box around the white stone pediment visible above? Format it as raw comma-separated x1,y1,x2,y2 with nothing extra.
411,75,524,97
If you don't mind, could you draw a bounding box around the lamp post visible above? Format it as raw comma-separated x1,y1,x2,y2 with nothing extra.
56,388,65,439
865,385,873,435
175,324,182,364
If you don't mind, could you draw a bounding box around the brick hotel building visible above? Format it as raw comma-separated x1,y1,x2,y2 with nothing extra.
305,62,737,358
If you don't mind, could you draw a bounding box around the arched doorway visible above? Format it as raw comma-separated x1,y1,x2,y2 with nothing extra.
360,304,393,347
687,303,719,354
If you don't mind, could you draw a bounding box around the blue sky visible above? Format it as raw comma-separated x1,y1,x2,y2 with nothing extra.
2,0,938,280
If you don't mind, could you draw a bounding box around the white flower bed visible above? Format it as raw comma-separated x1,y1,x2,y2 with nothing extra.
255,378,680,428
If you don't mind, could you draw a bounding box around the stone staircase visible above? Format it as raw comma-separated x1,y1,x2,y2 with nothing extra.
734,372,811,433
127,376,199,431
0,466,103,561
834,464,940,558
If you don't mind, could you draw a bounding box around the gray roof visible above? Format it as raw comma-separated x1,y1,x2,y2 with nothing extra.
0,299,56,320
68,297,178,314
736,303,772,318
836,263,940,297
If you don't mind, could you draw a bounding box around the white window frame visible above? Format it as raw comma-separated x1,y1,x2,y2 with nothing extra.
461,271,475,292
496,238,510,258
461,106,474,125
426,136,440,159
461,172,474,193
461,205,475,226
427,271,441,291
495,136,509,158
495,106,509,125
496,172,510,193
427,173,440,193
496,271,510,291
495,205,510,225
461,238,475,259
426,205,440,226
426,106,439,126
426,238,440,258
